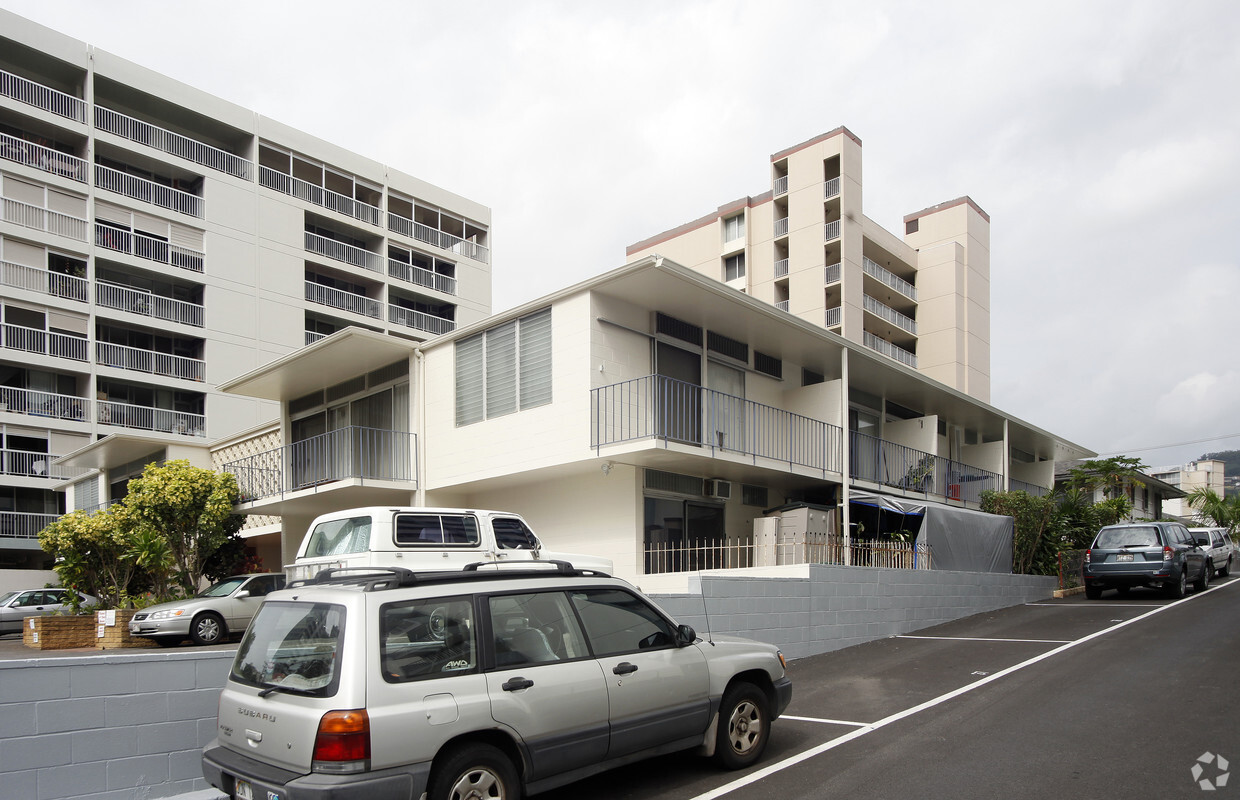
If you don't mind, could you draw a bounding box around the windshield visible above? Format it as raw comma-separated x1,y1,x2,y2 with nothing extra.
1093,526,1160,549
199,578,247,598
231,601,346,697
304,516,371,557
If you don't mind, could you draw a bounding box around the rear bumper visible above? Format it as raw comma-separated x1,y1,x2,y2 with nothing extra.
203,740,430,800
1083,563,1180,588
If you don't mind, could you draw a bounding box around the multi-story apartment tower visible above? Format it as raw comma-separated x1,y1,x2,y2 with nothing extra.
0,10,491,576
626,127,991,402
1150,459,1226,519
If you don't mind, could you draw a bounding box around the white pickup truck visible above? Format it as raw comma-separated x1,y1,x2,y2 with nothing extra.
287,506,613,580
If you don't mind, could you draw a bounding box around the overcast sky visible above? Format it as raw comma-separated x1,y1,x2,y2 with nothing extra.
6,0,1239,469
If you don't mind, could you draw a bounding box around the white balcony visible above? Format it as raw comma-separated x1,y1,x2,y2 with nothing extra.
824,262,840,285
774,217,789,238
0,68,87,122
774,259,789,279
863,331,917,368
824,219,840,241
388,258,457,295
773,175,788,196
304,232,382,273
94,222,204,273
96,280,204,327
389,304,455,335
824,177,840,199
305,330,328,346
98,400,205,436
863,295,917,335
96,341,206,382
0,386,88,422
775,300,790,312
1,197,88,241
0,511,61,541
0,132,87,182
95,106,252,179
305,281,381,319
260,166,381,226
1,448,90,480
825,306,841,328
862,256,916,301
94,164,203,217
387,212,490,264
0,259,88,303
1,323,87,362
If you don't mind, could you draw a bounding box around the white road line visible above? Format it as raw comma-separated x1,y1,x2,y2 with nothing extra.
896,635,1071,644
780,715,869,728
1025,603,1160,608
688,578,1240,800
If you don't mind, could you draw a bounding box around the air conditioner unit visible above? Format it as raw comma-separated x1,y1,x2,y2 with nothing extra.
704,479,732,500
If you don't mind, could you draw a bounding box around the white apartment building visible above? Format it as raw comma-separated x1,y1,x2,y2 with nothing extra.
626,128,991,402
0,11,491,582
218,257,1088,583
1149,459,1225,519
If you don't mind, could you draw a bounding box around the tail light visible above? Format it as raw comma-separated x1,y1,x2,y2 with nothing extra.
1084,550,1091,565
1163,546,1174,562
312,709,370,774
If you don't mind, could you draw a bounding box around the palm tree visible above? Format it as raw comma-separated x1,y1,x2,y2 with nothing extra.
1185,487,1240,533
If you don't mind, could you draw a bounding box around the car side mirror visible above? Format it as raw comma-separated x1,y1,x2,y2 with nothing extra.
676,624,697,646
234,590,251,600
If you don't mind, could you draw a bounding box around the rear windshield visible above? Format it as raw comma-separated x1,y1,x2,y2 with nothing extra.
1093,526,1160,549
231,602,346,697
304,516,372,557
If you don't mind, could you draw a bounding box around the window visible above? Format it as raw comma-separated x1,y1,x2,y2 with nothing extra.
381,596,476,682
724,254,745,282
569,588,677,656
232,602,346,696
492,517,539,549
722,214,745,242
455,307,552,425
304,516,372,557
394,514,480,546
491,592,588,666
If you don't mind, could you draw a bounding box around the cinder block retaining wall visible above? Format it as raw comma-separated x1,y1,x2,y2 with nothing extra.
0,566,1055,800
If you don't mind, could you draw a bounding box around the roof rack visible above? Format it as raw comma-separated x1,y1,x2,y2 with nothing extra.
286,560,612,592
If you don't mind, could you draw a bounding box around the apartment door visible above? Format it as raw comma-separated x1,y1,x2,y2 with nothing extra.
655,342,700,445
706,361,745,453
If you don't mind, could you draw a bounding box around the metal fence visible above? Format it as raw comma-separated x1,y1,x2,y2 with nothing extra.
1059,549,1085,590
644,536,933,574
850,430,1001,504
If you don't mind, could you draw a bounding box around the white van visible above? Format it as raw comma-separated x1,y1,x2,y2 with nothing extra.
287,506,613,580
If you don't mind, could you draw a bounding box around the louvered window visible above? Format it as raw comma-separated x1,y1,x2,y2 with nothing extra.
455,307,552,426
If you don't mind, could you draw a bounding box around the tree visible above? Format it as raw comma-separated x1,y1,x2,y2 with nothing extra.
38,509,142,608
120,460,245,593
980,490,1058,575
1185,487,1240,533
1066,456,1148,500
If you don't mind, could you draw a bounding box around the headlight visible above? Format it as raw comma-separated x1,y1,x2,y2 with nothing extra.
149,609,186,620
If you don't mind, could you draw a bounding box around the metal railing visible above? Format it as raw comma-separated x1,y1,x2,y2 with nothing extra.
863,294,917,334
824,219,840,241
824,177,840,199
863,331,916,368
591,374,843,474
2,197,88,241
644,535,932,574
1010,479,1051,497
774,258,789,278
304,231,382,272
1058,550,1085,590
224,426,417,502
94,164,203,217
862,256,916,301
774,216,789,237
95,106,252,179
1,323,88,361
824,261,840,284
388,258,457,295
775,300,790,312
773,175,788,196
96,341,205,382
96,280,204,327
849,430,1001,504
97,400,205,436
385,212,489,263
0,131,88,181
0,68,87,122
259,166,381,226
94,222,205,273
0,448,89,480
0,386,88,422
389,304,455,335
305,281,382,318
305,330,328,346
825,306,842,327
0,511,60,541
0,259,88,303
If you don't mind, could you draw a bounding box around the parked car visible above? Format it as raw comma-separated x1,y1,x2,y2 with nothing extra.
128,573,286,646
1083,521,1210,599
0,588,97,634
1189,527,1234,577
202,562,792,800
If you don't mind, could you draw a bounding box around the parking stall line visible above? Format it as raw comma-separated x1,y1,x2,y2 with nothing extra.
688,578,1240,800
780,715,870,728
896,635,1072,644
1025,602,1160,608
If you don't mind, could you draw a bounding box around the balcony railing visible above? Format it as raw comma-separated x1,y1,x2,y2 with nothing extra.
224,426,417,502
0,386,88,422
260,166,381,226
0,511,60,541
591,374,843,474
96,341,206,382
2,197,88,241
862,256,916,301
850,430,1001,505
824,262,840,285
95,106,253,179
0,68,87,122
775,300,790,312
1,448,90,480
644,535,932,574
386,212,490,264
305,281,381,318
94,163,203,217
1,323,87,361
0,132,88,181
388,258,457,295
863,295,917,335
774,258,789,278
98,400,205,437
305,330,328,346
304,231,382,272
389,304,455,336
94,222,204,273
96,280,204,327
824,219,840,241
824,177,840,199
1010,479,1050,497
774,216,789,238
825,306,841,327
863,331,916,368
0,259,88,303
773,175,788,196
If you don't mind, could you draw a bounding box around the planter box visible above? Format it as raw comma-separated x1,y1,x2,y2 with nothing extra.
22,615,95,650
95,608,156,649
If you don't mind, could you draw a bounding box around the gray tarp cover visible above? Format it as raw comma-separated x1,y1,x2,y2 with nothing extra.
851,492,1014,573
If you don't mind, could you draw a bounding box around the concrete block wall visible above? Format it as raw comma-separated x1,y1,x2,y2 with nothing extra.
0,649,234,800
651,564,1056,659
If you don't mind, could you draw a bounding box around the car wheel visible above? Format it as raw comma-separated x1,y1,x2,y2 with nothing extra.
715,681,770,769
1166,570,1187,599
189,612,225,645
430,743,519,800
1220,558,1231,578
1195,561,1211,592
1085,584,1103,600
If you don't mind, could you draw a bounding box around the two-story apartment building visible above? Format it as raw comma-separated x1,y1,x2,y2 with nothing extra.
0,10,491,583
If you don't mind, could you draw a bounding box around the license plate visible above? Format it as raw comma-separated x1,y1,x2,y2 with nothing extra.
1116,553,1134,562
234,779,253,800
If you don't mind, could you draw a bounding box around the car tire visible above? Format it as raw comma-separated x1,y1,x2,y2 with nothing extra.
1085,585,1103,600
430,743,519,800
1195,561,1210,592
189,612,225,646
1220,558,1232,578
1166,569,1188,599
715,681,770,770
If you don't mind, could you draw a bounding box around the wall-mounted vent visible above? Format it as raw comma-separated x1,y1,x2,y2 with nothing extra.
644,469,705,496
754,351,782,379
741,484,768,507
290,390,325,415
326,376,366,403
656,312,703,347
368,360,408,387
707,331,748,363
